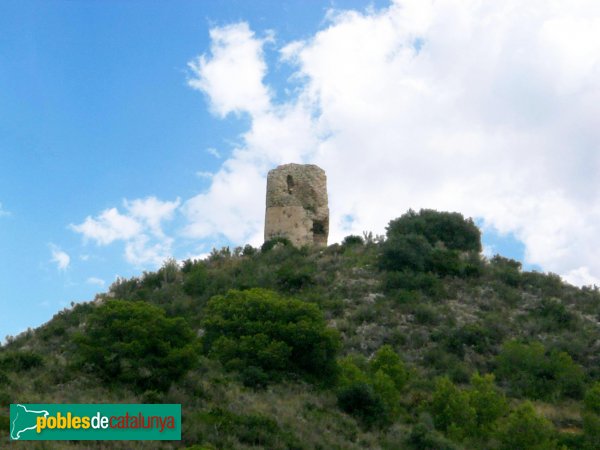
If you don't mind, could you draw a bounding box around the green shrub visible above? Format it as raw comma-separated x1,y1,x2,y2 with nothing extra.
261,236,292,252
428,248,463,276
183,263,208,297
430,377,476,440
382,270,443,297
585,382,600,415
336,346,408,427
413,304,441,325
495,340,585,400
535,297,577,331
198,408,303,449
342,235,364,246
468,373,508,434
337,382,387,428
386,209,481,252
489,255,522,287
0,415,9,433
429,374,507,441
583,411,600,450
369,345,408,391
379,234,432,272
583,382,600,449
241,244,257,256
495,402,558,450
202,288,339,385
404,421,461,450
442,323,496,357
0,391,10,407
0,350,44,371
74,300,198,392
275,259,316,292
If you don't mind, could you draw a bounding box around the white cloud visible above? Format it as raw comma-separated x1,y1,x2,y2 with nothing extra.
187,22,272,117
181,1,600,286
50,245,70,271
86,277,106,287
71,197,179,268
124,196,180,237
0,203,10,217
70,207,141,245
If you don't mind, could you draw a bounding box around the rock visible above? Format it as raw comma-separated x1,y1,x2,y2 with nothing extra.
264,163,329,247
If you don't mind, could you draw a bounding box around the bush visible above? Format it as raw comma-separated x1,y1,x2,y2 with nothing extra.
583,383,600,449
74,300,198,392
382,270,443,297
413,304,441,325
0,415,9,434
442,323,497,357
275,258,316,292
198,408,302,449
183,264,208,297
370,345,409,391
489,255,522,287
583,411,600,450
342,235,364,246
495,340,585,400
337,382,386,429
202,289,340,385
0,350,44,371
585,382,600,415
380,210,482,279
336,346,408,427
495,402,558,450
429,374,508,441
386,209,481,252
535,297,577,331
261,237,292,253
405,420,461,450
468,373,508,434
379,234,432,272
430,377,476,440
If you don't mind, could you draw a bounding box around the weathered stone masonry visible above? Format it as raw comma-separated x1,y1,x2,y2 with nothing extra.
264,163,329,247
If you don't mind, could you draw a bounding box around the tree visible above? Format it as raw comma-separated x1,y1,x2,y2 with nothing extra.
380,210,482,279
337,382,386,429
74,300,198,392
496,402,558,450
379,233,432,272
336,346,408,427
183,263,208,296
386,209,482,252
468,373,508,435
583,382,600,449
495,340,584,400
202,288,340,385
369,344,409,391
430,377,476,441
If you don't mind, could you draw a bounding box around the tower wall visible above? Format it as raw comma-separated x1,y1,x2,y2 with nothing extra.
264,163,329,247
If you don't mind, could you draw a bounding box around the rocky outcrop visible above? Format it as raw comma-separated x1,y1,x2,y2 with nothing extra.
264,163,329,247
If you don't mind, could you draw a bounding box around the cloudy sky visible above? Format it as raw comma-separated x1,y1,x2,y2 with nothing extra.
2,0,599,338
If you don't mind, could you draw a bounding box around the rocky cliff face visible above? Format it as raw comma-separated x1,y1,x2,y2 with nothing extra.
264,163,329,247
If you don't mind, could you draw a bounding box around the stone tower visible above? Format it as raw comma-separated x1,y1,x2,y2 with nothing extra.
264,163,329,247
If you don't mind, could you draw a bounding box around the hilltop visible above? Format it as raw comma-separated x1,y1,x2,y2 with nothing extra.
1,209,600,449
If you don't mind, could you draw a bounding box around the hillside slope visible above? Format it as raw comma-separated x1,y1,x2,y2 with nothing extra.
2,210,600,449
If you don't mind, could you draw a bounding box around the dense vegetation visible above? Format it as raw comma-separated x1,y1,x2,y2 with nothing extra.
1,208,600,449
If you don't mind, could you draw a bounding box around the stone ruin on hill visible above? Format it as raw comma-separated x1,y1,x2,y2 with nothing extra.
264,163,329,247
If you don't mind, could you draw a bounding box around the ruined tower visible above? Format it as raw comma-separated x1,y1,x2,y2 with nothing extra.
264,163,329,247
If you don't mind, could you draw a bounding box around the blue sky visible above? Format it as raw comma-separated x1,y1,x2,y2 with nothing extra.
2,0,599,339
